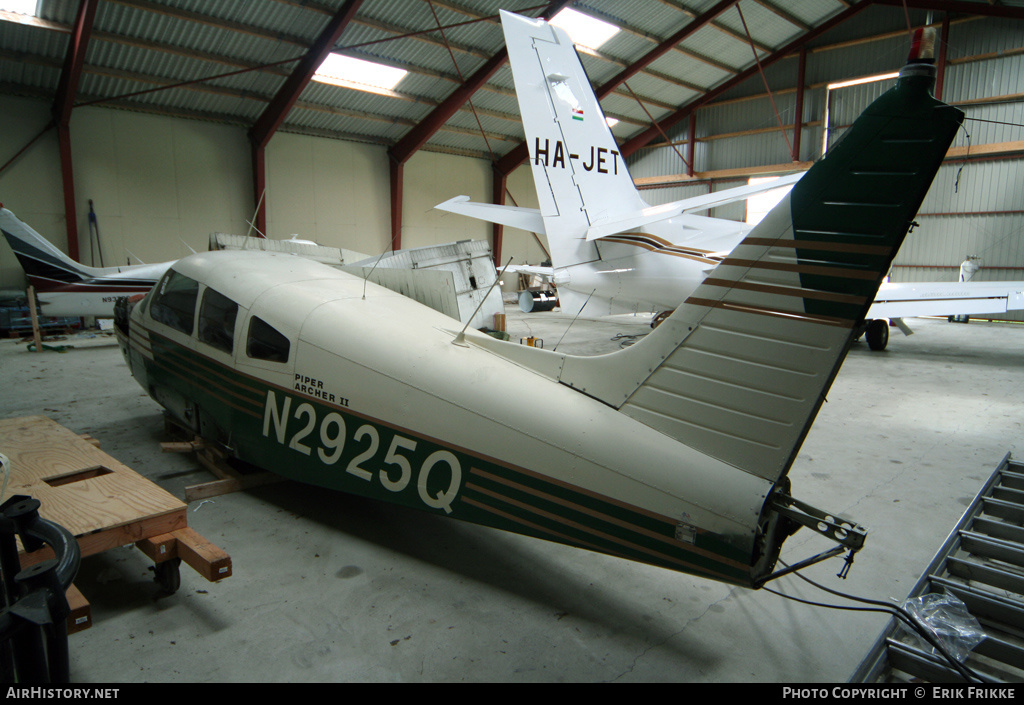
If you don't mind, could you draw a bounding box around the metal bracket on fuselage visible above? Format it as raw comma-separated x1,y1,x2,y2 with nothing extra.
755,493,868,586
769,492,867,552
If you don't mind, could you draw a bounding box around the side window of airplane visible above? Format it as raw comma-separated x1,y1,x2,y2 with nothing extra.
149,270,199,334
246,317,290,363
198,288,238,354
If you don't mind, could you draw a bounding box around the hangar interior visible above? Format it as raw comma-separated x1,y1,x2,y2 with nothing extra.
0,0,1023,684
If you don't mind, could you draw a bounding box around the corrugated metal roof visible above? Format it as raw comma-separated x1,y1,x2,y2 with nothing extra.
0,0,1018,168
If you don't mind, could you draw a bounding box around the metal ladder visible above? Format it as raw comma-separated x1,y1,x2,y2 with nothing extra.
852,452,1024,683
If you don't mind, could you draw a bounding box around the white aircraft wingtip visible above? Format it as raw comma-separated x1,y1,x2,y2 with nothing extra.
435,195,471,212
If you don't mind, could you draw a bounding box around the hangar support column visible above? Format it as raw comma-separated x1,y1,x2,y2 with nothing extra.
51,0,98,262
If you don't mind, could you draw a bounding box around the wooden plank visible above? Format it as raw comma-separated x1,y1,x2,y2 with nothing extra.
185,477,242,503
26,285,43,353
160,439,209,453
3,415,231,633
19,509,187,569
172,527,232,581
0,416,186,552
184,447,283,501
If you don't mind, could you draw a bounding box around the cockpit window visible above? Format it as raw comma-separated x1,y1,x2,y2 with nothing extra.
247,317,290,363
198,288,238,354
149,270,199,334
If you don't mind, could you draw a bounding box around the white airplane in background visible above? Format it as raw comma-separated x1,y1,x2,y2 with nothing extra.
438,15,1023,350
0,207,173,317
436,10,804,320
1,209,503,327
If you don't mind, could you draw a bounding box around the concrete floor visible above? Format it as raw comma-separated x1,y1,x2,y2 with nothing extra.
1,311,1022,683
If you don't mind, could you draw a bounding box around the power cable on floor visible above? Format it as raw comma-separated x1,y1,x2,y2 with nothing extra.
767,560,986,683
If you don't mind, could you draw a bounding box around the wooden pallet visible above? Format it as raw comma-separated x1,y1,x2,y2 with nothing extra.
0,415,232,633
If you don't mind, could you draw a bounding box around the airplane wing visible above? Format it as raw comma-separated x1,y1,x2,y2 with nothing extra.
435,196,546,234
868,281,1024,319
584,172,805,242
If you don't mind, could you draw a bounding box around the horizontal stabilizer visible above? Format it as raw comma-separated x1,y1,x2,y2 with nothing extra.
508,264,554,280
585,172,805,242
436,196,546,234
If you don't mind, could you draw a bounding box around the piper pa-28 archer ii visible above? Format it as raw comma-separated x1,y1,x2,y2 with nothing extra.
438,13,1021,351
114,11,962,589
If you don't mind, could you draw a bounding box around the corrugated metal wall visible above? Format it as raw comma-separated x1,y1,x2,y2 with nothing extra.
627,10,1024,320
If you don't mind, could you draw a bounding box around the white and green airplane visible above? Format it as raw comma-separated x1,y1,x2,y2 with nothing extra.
115,12,962,589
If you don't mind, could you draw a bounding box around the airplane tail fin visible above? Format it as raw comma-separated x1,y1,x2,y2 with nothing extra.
0,208,101,289
556,43,963,486
500,10,647,269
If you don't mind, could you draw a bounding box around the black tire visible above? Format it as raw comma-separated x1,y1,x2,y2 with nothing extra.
154,557,182,594
866,319,889,351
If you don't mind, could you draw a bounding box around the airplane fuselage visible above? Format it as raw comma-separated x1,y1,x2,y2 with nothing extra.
118,251,782,587
31,262,171,317
557,226,746,311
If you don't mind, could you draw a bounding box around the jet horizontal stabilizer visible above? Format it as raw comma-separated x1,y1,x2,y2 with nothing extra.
435,196,546,235
585,172,805,242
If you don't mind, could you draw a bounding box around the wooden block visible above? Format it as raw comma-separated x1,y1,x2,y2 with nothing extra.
172,527,231,581
136,532,179,563
66,584,91,634
196,449,236,481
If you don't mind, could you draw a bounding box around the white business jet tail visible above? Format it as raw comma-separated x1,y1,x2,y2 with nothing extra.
436,10,803,276
498,9,647,272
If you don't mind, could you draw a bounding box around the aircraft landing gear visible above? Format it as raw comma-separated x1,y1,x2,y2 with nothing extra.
865,318,889,351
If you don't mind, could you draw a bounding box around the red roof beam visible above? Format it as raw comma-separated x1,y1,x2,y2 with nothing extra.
620,0,871,159
388,0,574,167
249,0,365,151
594,0,739,102
52,0,98,127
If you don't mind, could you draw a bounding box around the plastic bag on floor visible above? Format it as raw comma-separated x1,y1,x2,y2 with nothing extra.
898,592,985,662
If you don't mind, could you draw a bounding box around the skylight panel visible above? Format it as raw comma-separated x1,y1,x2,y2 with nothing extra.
313,54,407,93
550,8,620,50
0,1,38,16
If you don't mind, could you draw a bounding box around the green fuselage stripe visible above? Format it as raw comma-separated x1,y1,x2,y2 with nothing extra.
137,326,752,584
